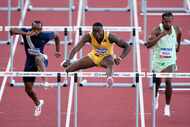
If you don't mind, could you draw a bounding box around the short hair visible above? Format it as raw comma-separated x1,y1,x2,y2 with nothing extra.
32,20,43,26
162,11,173,19
92,22,103,28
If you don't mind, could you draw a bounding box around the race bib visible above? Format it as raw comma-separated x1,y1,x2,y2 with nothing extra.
95,48,108,56
160,48,172,58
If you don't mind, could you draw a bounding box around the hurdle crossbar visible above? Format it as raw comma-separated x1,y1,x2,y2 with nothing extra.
146,7,187,13
160,82,190,88
140,12,190,16
27,7,74,12
80,82,135,88
4,26,142,32
147,72,190,78
0,7,20,11
85,7,130,12
0,71,144,78
10,82,65,88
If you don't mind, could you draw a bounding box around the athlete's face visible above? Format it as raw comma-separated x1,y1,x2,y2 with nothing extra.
162,16,173,30
32,23,42,35
92,26,104,40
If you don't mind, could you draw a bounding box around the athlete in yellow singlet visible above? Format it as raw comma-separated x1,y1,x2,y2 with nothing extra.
88,31,113,66
62,22,131,86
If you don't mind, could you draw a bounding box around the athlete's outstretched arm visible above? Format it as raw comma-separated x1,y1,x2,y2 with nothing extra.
109,33,131,59
68,34,90,60
53,32,61,57
10,28,37,36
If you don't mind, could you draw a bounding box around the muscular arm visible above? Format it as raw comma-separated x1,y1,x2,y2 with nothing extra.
54,32,60,52
10,28,27,35
145,27,167,48
68,34,90,60
174,26,182,52
10,28,37,36
109,33,131,59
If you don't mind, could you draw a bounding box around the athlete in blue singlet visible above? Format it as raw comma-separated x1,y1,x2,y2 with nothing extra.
10,20,61,116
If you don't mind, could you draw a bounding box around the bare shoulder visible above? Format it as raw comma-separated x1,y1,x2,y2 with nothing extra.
173,25,182,34
151,26,161,36
81,33,91,42
108,33,120,43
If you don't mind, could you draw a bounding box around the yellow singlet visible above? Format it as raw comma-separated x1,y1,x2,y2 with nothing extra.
88,31,113,66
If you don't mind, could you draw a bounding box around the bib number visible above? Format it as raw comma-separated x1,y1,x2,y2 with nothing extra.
95,48,108,56
160,48,172,58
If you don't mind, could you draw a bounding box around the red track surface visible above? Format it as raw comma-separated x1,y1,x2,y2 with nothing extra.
0,0,190,127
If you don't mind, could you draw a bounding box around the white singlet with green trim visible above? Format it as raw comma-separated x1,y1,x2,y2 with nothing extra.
152,23,177,72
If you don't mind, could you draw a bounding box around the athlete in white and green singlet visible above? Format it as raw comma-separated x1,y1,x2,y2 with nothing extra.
145,11,182,117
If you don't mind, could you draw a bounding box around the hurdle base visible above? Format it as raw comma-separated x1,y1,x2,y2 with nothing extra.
10,79,15,87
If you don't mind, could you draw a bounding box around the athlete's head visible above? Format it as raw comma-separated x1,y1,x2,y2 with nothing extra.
92,22,104,40
162,11,174,31
32,20,42,35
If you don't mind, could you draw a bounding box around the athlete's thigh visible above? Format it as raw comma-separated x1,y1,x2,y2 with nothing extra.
162,64,175,81
100,55,114,68
67,56,96,72
162,64,175,73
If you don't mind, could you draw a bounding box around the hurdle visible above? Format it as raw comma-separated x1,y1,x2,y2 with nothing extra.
78,0,141,88
2,24,141,88
27,0,74,44
0,71,71,127
73,72,145,127
141,0,190,41
0,0,74,45
0,0,29,98
0,0,23,11
147,72,190,127
64,0,144,127
1,0,75,87
83,0,130,12
65,1,83,127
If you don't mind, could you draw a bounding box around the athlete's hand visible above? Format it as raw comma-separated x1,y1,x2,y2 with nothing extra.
54,51,61,58
25,31,39,36
159,30,168,38
60,59,70,67
114,56,122,65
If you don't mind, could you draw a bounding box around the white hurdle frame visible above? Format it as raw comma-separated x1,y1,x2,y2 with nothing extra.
0,71,144,127
27,0,75,12
65,0,145,127
2,25,141,88
0,26,2,31
147,72,190,127
0,0,30,102
4,26,142,87
0,0,23,11
0,0,75,45
79,0,139,90
83,0,130,12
